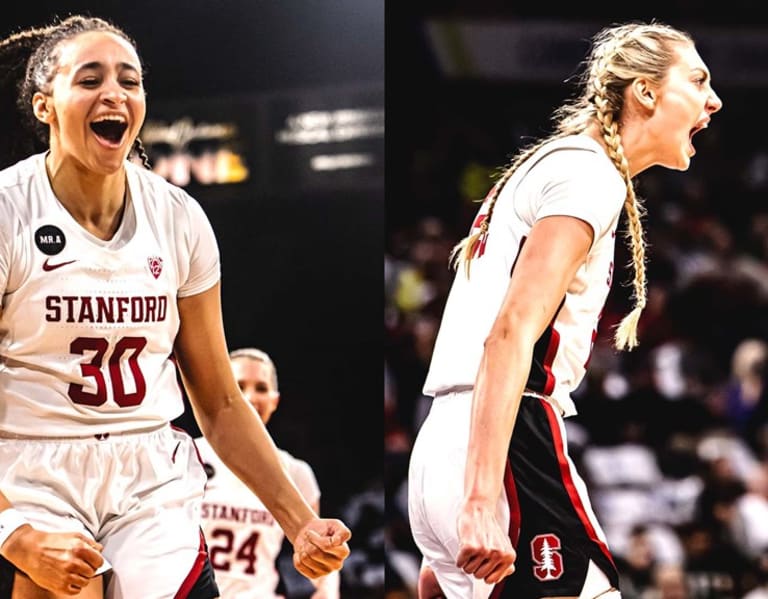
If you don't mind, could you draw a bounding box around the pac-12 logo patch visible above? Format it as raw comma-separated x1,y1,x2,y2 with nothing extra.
34,225,66,256
531,533,564,581
147,256,163,279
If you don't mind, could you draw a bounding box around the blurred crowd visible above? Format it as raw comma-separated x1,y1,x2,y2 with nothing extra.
384,84,768,598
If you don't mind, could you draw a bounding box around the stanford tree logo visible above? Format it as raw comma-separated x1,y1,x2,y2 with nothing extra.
531,533,564,581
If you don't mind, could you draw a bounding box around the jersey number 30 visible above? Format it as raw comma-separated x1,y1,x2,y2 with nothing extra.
69,336,148,406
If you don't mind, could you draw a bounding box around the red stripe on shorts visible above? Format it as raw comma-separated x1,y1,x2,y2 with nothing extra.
490,460,521,599
174,529,207,599
540,398,615,567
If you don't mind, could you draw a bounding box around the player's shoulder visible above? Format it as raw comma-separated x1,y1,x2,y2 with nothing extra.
533,135,606,168
277,447,308,467
528,135,623,190
0,153,44,197
126,160,200,210
276,447,311,473
0,154,49,227
277,448,319,490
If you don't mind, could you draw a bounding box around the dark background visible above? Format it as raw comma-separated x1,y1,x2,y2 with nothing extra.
386,2,768,229
7,0,383,99
3,0,384,529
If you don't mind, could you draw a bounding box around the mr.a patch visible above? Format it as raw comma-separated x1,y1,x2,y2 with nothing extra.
34,225,66,256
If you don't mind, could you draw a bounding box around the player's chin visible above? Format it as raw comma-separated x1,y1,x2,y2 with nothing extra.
659,151,691,172
680,139,696,168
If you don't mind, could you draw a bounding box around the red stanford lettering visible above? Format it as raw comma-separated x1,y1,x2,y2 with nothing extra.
201,502,275,525
45,295,168,323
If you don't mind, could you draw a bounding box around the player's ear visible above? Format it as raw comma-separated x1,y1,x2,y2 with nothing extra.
32,92,55,124
631,78,656,111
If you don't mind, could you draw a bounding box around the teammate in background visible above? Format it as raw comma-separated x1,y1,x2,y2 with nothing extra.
407,21,722,599
0,15,349,598
195,348,340,598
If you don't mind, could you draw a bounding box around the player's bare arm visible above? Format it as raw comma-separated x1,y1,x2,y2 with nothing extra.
458,215,593,584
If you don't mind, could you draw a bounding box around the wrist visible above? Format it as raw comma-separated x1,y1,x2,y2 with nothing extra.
462,493,498,505
314,569,340,589
0,509,31,558
313,577,340,599
281,504,317,545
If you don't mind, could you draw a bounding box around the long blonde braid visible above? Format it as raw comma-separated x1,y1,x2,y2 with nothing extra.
588,28,648,350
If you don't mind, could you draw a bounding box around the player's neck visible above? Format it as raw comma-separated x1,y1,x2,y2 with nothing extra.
44,152,128,241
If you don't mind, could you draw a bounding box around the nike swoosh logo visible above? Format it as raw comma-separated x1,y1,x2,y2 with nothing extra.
42,258,77,271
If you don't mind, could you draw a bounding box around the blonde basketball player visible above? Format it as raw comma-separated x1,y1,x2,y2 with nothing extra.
407,21,722,599
0,15,349,599
196,348,340,598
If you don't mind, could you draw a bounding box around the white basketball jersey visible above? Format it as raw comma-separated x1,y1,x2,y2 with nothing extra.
0,153,220,436
423,136,625,416
194,436,321,599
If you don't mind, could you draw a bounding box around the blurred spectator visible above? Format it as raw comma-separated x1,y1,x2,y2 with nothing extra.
338,480,385,599
647,562,690,599
721,339,768,455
